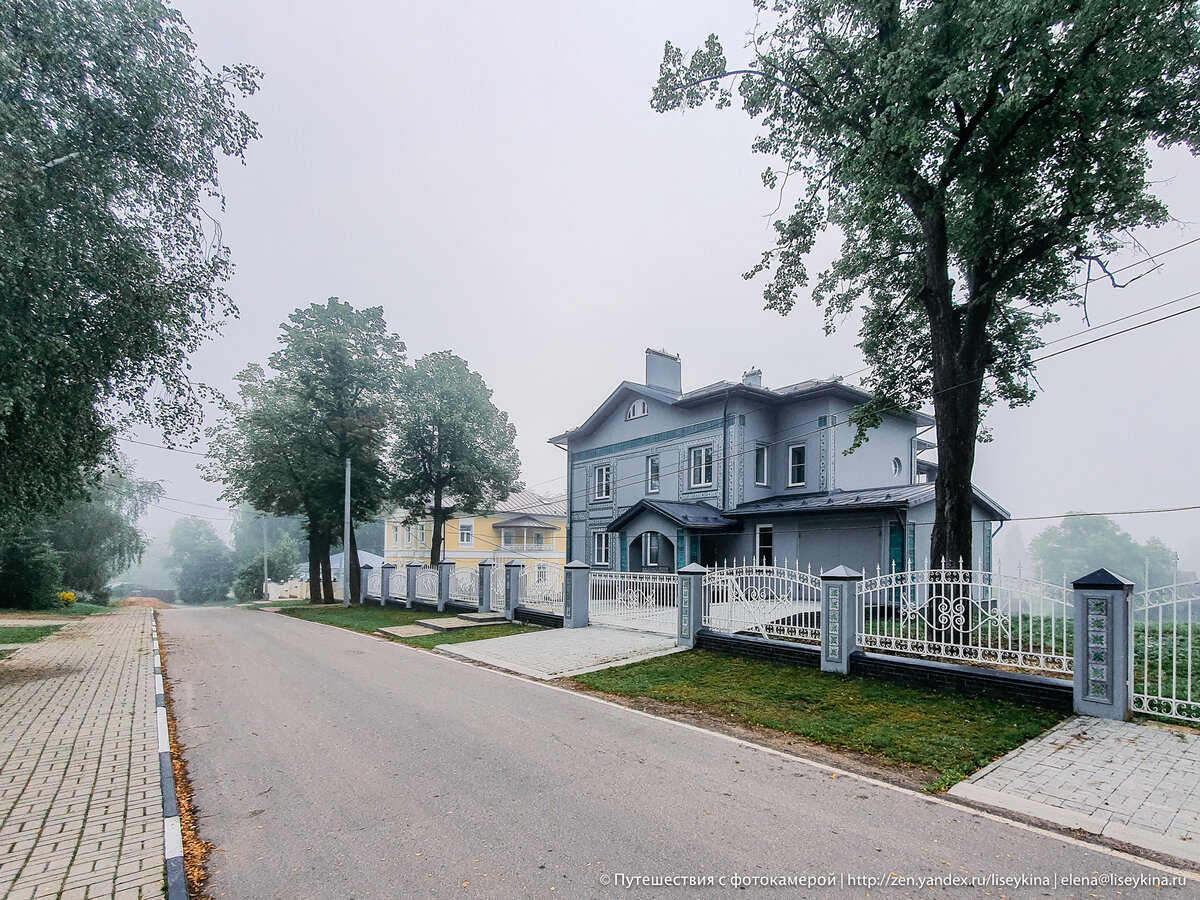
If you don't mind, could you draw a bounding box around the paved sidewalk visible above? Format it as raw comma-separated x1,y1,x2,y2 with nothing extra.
438,624,682,679
951,716,1200,866
0,608,164,899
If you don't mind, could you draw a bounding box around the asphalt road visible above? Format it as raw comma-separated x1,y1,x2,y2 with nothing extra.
160,608,1193,899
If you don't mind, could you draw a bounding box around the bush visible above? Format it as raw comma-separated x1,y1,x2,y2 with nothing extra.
0,540,64,609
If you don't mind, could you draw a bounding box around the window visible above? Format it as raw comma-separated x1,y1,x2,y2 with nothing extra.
502,529,514,548
531,531,545,548
788,444,806,487
892,456,903,477
756,524,773,566
642,532,661,567
390,523,400,546
594,464,612,500
416,521,427,544
458,521,473,546
403,525,414,548
689,446,713,488
626,399,648,420
647,455,660,493
754,445,768,486
594,532,611,566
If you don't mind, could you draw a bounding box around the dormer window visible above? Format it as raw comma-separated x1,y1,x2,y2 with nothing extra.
626,399,648,420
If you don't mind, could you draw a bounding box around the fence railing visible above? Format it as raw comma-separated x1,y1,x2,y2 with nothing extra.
1131,579,1200,723
365,569,382,598
589,571,677,634
856,566,1073,677
702,560,822,644
415,567,439,602
449,567,479,604
519,565,564,614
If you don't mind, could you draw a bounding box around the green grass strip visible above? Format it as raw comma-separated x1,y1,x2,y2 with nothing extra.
397,623,539,649
278,603,456,634
0,624,64,644
576,649,1064,790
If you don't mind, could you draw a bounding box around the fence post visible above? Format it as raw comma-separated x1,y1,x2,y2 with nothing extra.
478,560,496,613
676,563,707,649
505,561,524,621
1072,568,1134,720
820,566,862,674
405,563,421,610
563,561,590,628
380,563,395,606
358,564,372,605
437,560,454,612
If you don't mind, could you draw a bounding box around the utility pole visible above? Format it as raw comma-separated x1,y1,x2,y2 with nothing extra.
262,516,269,601
342,457,351,608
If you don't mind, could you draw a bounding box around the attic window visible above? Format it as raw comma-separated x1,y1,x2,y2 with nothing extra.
626,399,648,420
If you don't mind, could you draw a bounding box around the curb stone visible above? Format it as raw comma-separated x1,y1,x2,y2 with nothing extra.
151,617,188,900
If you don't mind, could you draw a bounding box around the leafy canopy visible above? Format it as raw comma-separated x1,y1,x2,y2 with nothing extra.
166,517,235,605
1029,515,1177,590
0,0,259,539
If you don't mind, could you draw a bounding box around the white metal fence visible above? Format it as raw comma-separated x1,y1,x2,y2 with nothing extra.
415,566,439,602
856,566,1073,677
519,565,564,614
1131,579,1200,723
702,561,822,644
589,571,677,635
365,569,382,598
450,567,479,604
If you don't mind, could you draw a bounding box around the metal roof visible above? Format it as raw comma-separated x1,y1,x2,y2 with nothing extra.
607,499,738,533
491,515,560,531
730,484,1009,521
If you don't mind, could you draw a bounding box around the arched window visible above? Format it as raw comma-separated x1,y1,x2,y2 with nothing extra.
626,399,648,420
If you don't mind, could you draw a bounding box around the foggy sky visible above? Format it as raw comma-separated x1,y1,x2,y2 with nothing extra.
127,1,1200,574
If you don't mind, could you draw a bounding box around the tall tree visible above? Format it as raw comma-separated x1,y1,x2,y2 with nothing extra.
205,300,405,601
46,460,163,602
1029,516,1177,590
166,517,235,605
652,0,1200,568
0,0,259,540
390,352,521,565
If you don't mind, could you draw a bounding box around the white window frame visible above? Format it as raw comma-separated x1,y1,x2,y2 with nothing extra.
756,524,774,566
531,531,545,548
788,444,807,487
458,519,474,547
754,445,768,486
501,528,514,548
593,532,611,567
689,446,713,489
642,532,661,567
594,464,612,500
646,455,660,494
417,521,427,545
626,399,647,420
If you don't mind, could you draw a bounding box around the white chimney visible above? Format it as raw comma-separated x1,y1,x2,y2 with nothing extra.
645,348,681,395
742,367,762,388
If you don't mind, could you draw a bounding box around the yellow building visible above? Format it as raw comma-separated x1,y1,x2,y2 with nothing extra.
384,490,567,575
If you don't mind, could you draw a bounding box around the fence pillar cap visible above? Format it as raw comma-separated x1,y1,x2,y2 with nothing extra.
505,560,525,568
1073,568,1135,590
360,564,373,571
678,563,707,574
478,559,497,567
822,565,862,579
565,559,590,570
438,559,455,567
381,563,396,570
406,562,424,568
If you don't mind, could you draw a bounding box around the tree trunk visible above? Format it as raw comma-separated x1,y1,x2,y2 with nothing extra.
320,536,335,603
430,487,444,565
348,523,360,601
306,518,324,603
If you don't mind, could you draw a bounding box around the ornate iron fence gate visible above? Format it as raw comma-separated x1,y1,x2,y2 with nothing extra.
589,571,677,634
702,561,822,644
1131,579,1200,723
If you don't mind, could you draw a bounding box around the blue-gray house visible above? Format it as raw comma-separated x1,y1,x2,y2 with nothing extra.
549,349,1007,576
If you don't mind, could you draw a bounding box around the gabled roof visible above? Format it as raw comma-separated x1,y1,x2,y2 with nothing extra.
607,499,738,533
492,515,560,531
730,484,1009,521
547,381,682,444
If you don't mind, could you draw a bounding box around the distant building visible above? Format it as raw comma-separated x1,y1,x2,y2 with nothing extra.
549,349,1007,574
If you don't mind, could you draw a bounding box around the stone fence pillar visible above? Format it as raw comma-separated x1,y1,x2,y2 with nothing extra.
437,560,454,612
676,563,706,649
820,566,862,674
504,561,524,621
380,563,395,606
358,564,372,605
563,561,590,628
405,563,422,610
1072,568,1134,720
478,560,496,614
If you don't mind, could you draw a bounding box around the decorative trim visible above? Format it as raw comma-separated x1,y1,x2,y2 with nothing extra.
573,418,723,462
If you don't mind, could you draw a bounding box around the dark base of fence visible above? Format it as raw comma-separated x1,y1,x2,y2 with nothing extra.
515,607,563,628
696,630,820,668
445,600,477,614
848,651,1073,711
407,599,439,612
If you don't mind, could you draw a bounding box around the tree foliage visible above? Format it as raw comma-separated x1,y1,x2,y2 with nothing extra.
0,0,259,542
205,299,405,601
166,517,234,605
45,460,163,601
1029,516,1177,590
653,0,1200,567
390,352,522,565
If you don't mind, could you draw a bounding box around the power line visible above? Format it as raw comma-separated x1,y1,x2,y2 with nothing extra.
117,436,207,457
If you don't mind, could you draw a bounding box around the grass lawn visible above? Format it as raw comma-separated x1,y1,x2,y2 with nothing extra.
0,624,64,644
396,622,540,649
238,598,311,609
58,602,110,616
278,603,455,634
575,649,1065,790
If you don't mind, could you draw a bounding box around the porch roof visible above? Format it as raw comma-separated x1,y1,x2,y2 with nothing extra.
492,515,560,531
607,499,738,533
730,484,1009,521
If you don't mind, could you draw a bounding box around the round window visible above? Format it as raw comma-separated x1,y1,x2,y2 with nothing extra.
892,457,903,476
